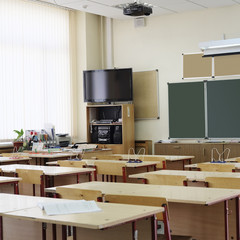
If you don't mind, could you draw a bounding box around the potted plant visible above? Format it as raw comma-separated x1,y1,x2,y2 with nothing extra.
13,129,24,151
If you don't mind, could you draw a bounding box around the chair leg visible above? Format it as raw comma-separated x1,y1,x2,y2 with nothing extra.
33,184,36,196
122,167,127,182
0,216,3,240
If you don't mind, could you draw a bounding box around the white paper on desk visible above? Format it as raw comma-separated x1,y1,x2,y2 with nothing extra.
38,200,102,216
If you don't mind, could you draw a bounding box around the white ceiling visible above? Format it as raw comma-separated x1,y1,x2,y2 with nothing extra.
41,0,240,19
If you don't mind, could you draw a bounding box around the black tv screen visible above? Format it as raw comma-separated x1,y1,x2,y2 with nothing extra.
83,68,133,103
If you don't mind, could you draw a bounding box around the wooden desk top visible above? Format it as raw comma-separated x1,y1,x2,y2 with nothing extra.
1,194,163,229
0,164,95,176
0,156,31,163
83,159,158,168
113,154,195,161
129,169,240,181
185,162,240,169
21,152,78,159
46,159,158,168
0,194,57,213
52,181,240,205
0,176,21,183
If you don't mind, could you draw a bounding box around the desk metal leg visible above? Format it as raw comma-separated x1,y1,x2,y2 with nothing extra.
62,225,67,240
52,224,57,240
42,223,47,240
236,197,240,240
151,215,157,240
224,200,229,240
132,221,137,240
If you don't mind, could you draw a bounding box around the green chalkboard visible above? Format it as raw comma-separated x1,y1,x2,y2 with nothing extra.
168,82,205,138
207,79,240,138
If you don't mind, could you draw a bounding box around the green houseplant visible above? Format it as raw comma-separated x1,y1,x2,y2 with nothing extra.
13,129,24,151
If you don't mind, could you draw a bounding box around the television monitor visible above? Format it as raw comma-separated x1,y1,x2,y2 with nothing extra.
83,68,133,103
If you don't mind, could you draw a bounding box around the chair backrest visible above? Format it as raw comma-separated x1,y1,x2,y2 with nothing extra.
93,155,122,160
95,161,126,176
105,194,168,221
198,163,235,172
16,169,43,184
138,156,166,169
56,187,102,201
146,174,187,186
235,157,240,163
58,160,86,168
205,177,240,189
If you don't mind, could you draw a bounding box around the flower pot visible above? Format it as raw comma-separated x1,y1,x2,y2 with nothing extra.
13,141,23,152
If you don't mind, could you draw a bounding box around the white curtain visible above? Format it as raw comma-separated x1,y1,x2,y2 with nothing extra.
0,0,72,140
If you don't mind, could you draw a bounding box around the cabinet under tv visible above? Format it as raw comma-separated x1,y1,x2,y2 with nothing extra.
86,104,135,154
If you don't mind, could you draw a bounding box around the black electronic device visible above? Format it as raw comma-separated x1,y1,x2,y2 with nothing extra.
113,126,122,144
83,68,133,103
98,126,113,144
123,2,152,16
91,126,98,143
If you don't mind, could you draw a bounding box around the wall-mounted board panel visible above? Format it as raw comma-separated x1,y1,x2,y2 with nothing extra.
183,53,212,79
133,70,159,119
214,54,240,77
207,79,240,138
168,82,205,138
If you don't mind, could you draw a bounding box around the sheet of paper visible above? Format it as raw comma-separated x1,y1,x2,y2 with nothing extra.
38,200,102,215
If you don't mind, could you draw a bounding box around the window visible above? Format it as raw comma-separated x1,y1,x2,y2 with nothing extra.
0,0,71,140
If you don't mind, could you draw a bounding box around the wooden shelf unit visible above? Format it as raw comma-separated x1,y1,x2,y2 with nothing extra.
86,104,135,154
154,143,240,163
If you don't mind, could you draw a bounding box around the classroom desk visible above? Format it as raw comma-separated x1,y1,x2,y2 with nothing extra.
51,181,240,240
0,164,95,195
0,193,163,240
113,154,195,170
47,159,158,183
0,176,21,194
20,152,79,165
0,156,31,165
129,169,240,186
185,162,240,170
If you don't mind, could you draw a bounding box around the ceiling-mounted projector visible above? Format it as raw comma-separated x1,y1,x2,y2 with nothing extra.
123,2,152,16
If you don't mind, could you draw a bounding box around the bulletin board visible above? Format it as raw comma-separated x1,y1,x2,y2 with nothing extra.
183,53,212,79
214,54,240,76
133,70,159,120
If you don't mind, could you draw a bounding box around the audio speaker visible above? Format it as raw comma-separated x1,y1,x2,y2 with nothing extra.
91,126,98,143
113,126,122,144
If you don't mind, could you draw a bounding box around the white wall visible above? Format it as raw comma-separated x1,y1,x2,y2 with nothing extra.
75,12,103,142
111,4,240,146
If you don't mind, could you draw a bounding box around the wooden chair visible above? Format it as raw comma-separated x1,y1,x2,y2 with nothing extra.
105,194,171,240
95,161,127,182
15,169,47,240
198,163,235,172
15,169,44,196
205,177,240,189
58,160,86,168
138,156,166,169
146,174,187,186
235,157,240,163
56,187,103,240
56,187,103,201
